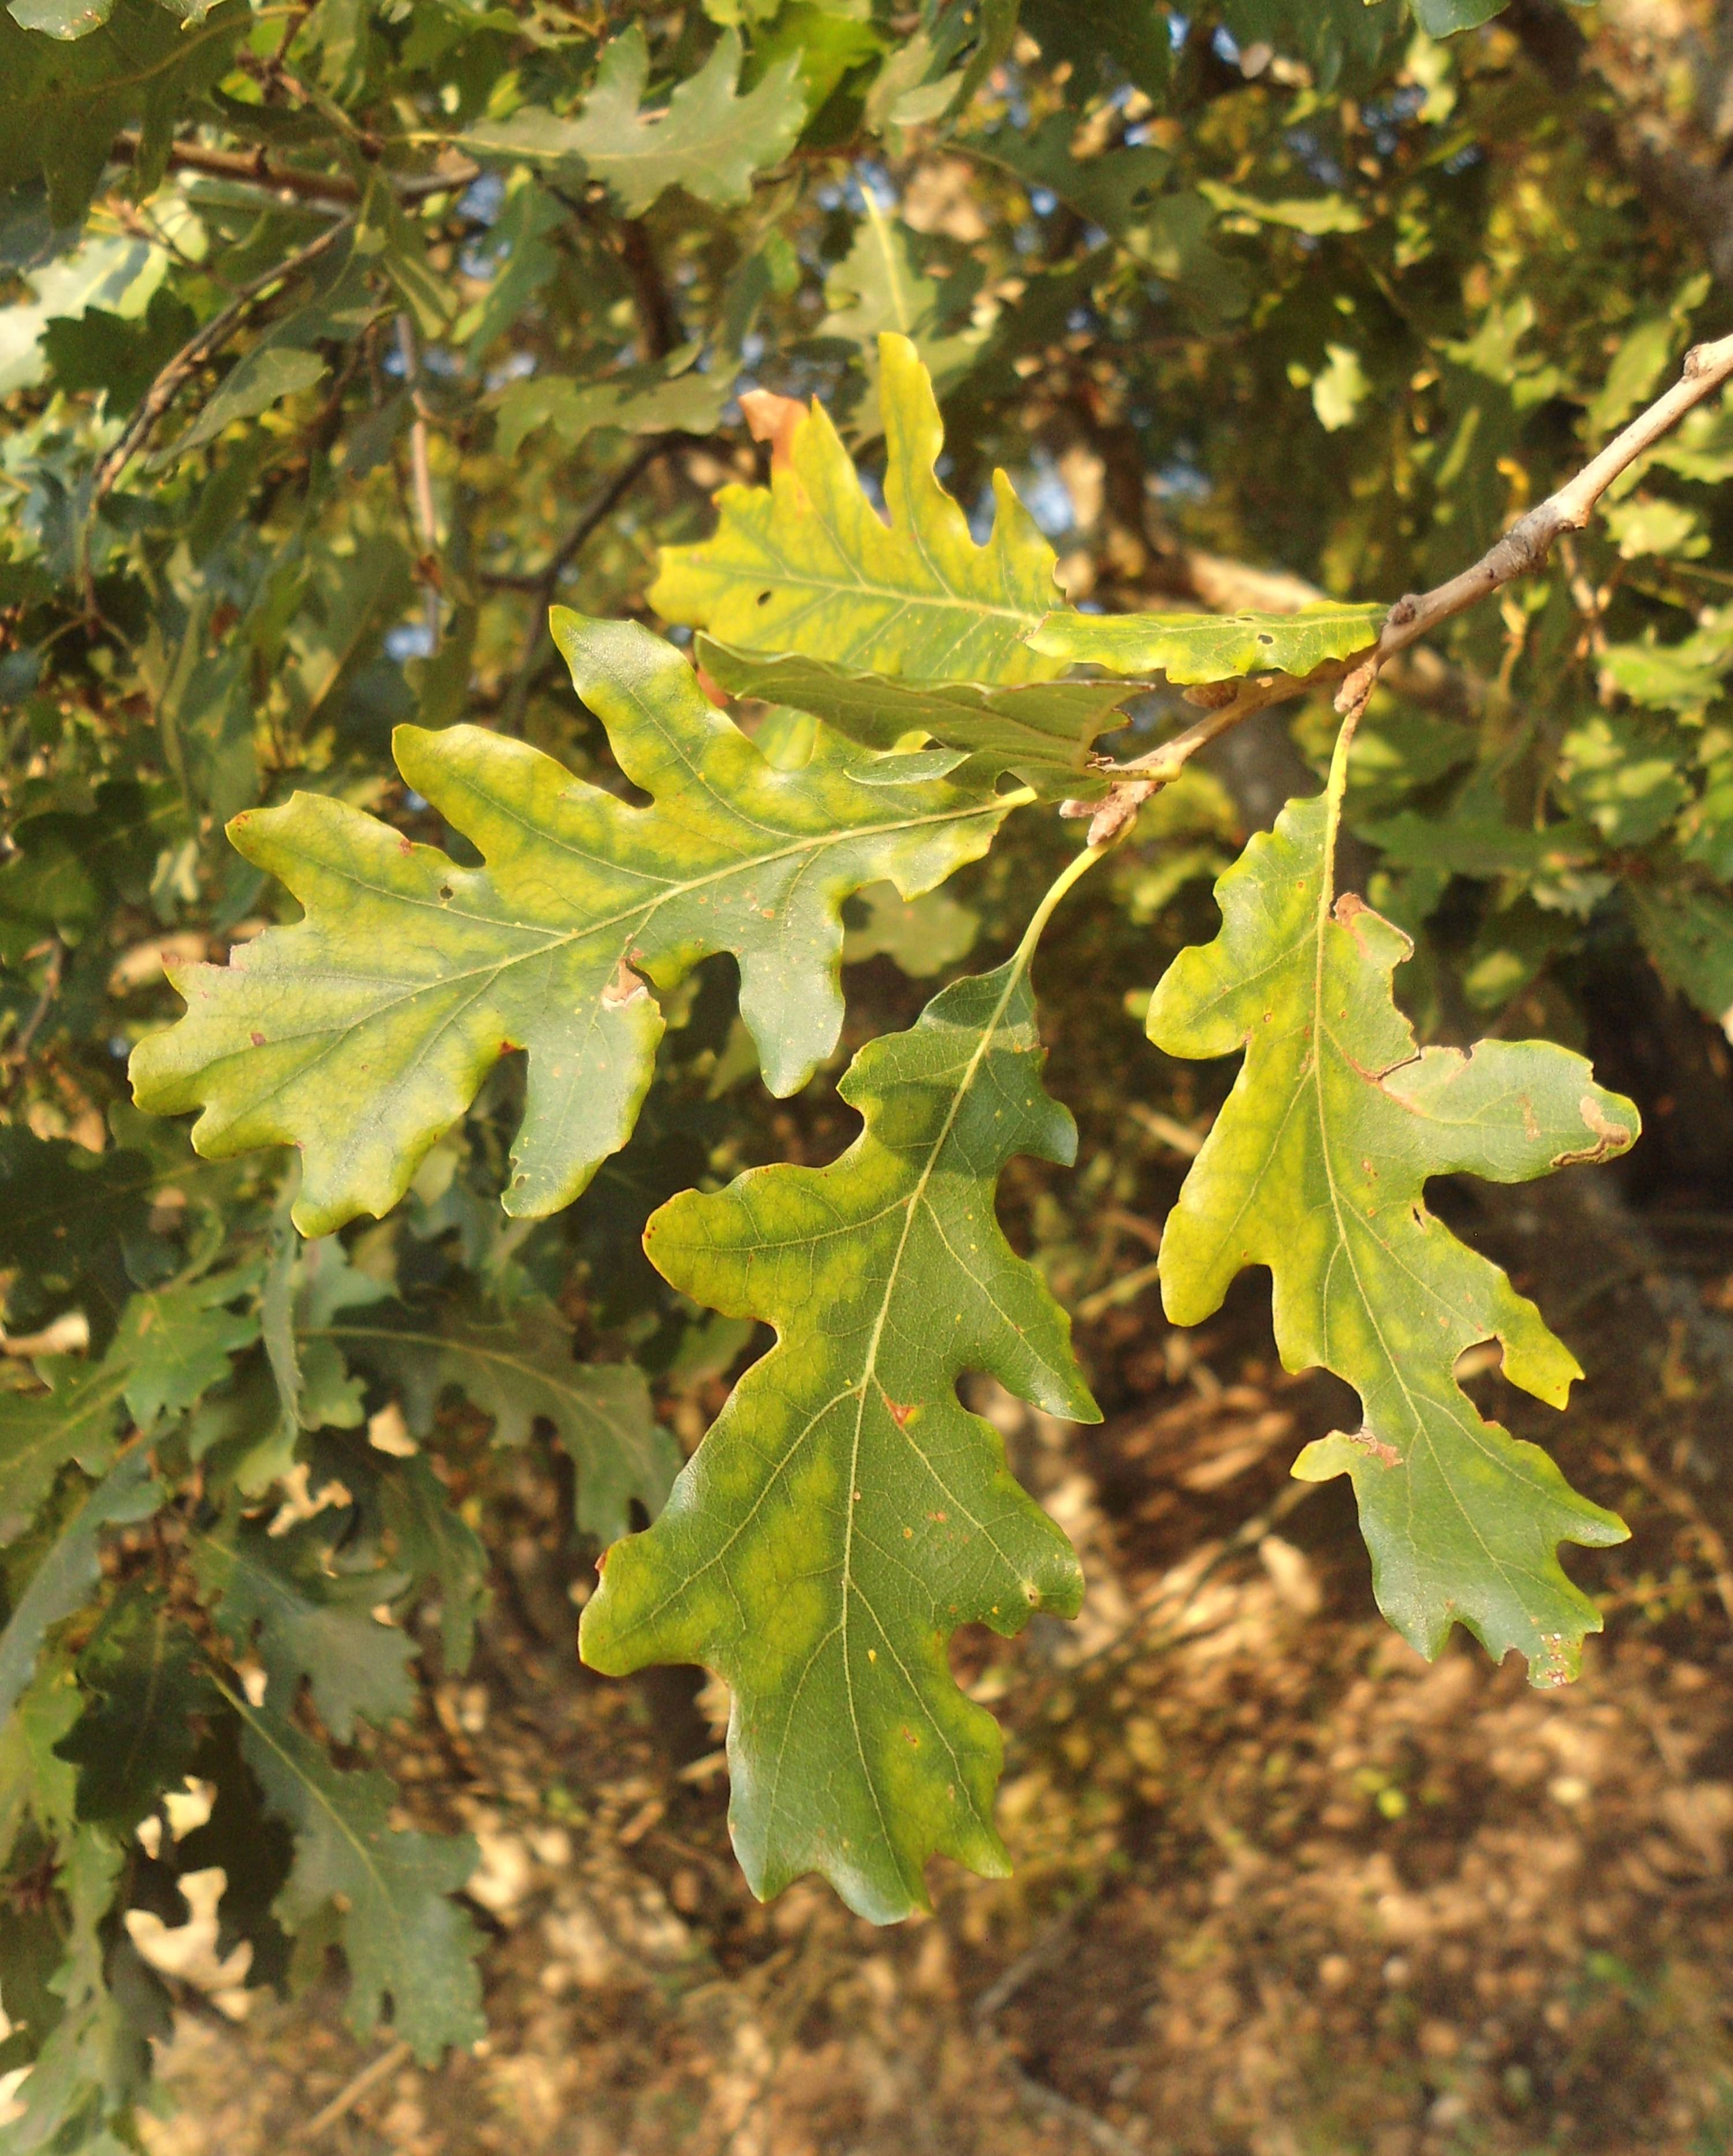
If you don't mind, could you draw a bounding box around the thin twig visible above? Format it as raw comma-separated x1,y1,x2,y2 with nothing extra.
492,440,671,731
1073,330,1733,844
395,314,442,653
2,938,64,1096
297,2038,413,2142
482,438,671,596
972,1897,1144,2156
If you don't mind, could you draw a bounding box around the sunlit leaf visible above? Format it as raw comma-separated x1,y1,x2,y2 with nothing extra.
129,617,1013,1238
652,333,1066,687
1150,792,1636,1682
1028,601,1388,684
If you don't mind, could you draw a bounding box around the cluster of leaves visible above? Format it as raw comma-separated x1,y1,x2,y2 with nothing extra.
0,0,1723,2139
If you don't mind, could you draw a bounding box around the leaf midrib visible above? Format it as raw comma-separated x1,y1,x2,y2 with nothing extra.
224,1685,417,1984
1304,893,1528,1611
258,794,1006,1023
315,1323,641,1440
761,964,1030,1871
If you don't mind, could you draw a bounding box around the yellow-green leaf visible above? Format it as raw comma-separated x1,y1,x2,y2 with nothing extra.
651,332,1065,686
1029,601,1388,684
129,617,1011,1238
1150,793,1637,1683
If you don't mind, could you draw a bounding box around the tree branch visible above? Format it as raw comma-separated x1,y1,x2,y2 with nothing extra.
1074,330,1733,845
109,131,479,210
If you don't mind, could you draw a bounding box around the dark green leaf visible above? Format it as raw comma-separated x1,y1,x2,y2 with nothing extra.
229,1689,484,2061
0,1450,161,1739
190,1512,418,1742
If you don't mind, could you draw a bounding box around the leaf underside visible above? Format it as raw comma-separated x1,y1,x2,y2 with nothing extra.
129,616,1010,1237
460,25,806,217
696,637,1130,797
581,959,1099,1923
1150,793,1637,1683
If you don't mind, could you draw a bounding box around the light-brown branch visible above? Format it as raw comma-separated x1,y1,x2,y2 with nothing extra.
1073,330,1733,846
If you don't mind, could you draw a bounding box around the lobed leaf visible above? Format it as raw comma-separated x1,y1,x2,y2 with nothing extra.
0,1450,161,1729
230,1690,485,2061
582,957,1099,1923
55,1588,213,1833
651,333,1066,687
0,1127,155,1348
0,1358,130,1545
1028,601,1389,685
331,1298,680,1544
111,1270,259,1432
1150,793,1637,1682
3,1826,149,2154
460,25,805,217
129,616,1013,1238
191,1511,418,1743
0,0,246,225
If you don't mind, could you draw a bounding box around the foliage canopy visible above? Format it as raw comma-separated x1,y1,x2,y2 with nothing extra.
2,0,1730,2137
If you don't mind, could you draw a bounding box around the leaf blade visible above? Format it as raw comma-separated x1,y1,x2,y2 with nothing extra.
582,958,1098,1922
1150,795,1635,1681
652,334,1066,687
129,617,1013,1236
1028,602,1389,684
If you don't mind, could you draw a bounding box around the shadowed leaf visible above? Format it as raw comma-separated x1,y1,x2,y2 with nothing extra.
460,25,805,216
582,957,1099,1923
229,1689,484,2061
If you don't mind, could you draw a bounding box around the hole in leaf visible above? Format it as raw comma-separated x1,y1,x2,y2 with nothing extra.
756,590,772,606
438,883,453,901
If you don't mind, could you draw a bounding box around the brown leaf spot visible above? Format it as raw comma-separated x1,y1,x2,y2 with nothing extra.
1181,678,1239,710
601,957,649,1010
250,1031,265,1047
1343,1424,1400,1468
886,1399,915,1428
1552,1091,1634,1167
